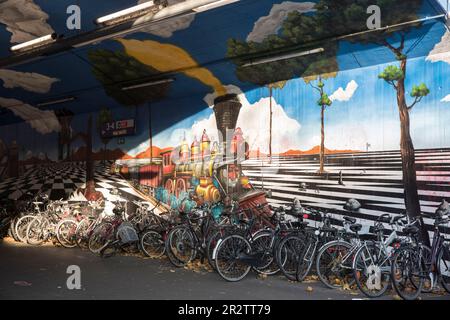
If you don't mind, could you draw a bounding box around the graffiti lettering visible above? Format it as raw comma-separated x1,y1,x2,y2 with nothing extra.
66,5,81,30
66,265,81,290
366,5,381,30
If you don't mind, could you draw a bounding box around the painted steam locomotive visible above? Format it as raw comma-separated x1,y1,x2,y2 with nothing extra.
114,94,269,212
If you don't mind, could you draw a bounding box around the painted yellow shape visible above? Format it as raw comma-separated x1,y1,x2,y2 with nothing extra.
118,39,226,96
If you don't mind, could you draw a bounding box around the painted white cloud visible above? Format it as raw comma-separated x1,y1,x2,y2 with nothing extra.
0,97,60,134
330,80,358,102
441,94,450,102
135,0,195,38
162,85,301,154
246,1,316,43
0,69,59,93
0,0,54,44
303,118,401,152
426,30,450,64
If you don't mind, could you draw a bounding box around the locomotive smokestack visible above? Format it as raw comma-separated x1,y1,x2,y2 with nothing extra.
213,94,242,160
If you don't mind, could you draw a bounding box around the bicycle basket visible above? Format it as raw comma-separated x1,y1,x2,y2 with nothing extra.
117,222,139,244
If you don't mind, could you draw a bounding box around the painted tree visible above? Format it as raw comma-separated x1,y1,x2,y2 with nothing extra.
309,77,333,173
316,0,433,243
71,115,101,200
54,108,74,161
96,107,113,163
228,11,338,168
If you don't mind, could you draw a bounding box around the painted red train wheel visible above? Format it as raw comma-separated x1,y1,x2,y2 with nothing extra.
175,178,187,198
165,179,174,195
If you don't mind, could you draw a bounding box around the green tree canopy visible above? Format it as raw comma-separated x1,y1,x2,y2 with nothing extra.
227,11,338,86
88,49,171,106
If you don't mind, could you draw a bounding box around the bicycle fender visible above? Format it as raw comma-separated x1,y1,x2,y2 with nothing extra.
212,238,223,260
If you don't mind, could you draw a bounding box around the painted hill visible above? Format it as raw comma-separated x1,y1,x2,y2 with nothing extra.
279,145,360,156
135,146,161,159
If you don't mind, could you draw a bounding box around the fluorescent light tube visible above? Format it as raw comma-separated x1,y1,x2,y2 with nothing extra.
37,96,76,107
96,1,161,25
193,0,239,12
121,78,175,91
10,34,57,52
242,48,325,67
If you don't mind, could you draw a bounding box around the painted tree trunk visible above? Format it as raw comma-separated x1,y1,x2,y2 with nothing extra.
103,143,108,164
58,133,63,161
397,58,429,245
66,141,71,161
269,86,273,163
319,104,325,173
85,115,96,199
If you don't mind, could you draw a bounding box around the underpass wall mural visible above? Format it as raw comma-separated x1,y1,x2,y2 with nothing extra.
0,0,449,232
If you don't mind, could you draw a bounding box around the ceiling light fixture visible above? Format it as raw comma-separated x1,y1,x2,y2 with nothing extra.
193,0,240,12
95,1,165,26
10,33,58,52
242,47,325,67
36,96,76,107
121,78,175,91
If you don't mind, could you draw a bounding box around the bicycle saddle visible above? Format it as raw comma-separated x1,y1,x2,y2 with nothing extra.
403,225,419,235
349,223,362,233
343,216,357,224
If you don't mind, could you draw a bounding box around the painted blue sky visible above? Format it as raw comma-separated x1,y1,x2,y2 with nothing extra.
0,0,449,159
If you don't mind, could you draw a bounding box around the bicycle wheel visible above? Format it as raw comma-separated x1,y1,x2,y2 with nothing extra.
9,217,20,241
251,230,279,275
437,244,450,293
206,228,228,271
15,215,34,243
26,216,49,245
140,229,165,258
88,222,114,254
316,240,356,289
391,246,423,300
276,233,305,281
75,218,90,249
165,226,196,267
415,245,432,293
215,234,252,282
56,219,78,248
296,234,317,282
353,242,391,298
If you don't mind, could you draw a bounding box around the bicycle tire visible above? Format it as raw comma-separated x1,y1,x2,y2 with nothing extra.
75,218,90,249
88,222,114,254
26,216,48,245
391,246,423,300
56,219,78,248
215,234,252,282
251,230,279,275
353,242,391,298
437,244,450,293
276,233,305,281
316,240,355,289
165,226,196,267
140,229,165,258
15,215,34,243
296,234,317,282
